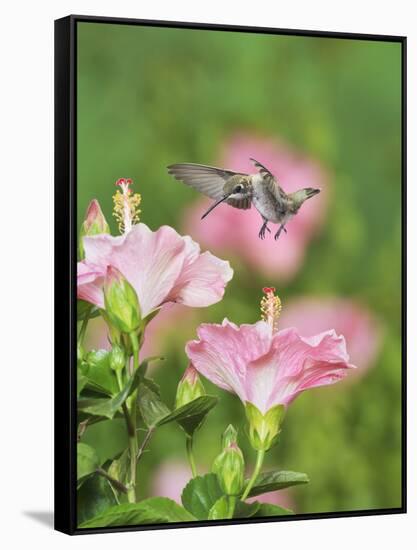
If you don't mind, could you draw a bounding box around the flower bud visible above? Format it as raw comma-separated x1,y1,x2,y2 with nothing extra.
221,424,238,448
175,364,205,409
109,344,126,372
79,200,110,258
212,439,245,496
245,402,285,451
103,266,141,333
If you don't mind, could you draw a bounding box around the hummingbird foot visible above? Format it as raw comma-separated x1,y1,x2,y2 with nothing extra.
258,221,271,240
274,225,287,241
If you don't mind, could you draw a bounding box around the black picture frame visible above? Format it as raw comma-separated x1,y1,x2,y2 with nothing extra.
54,14,407,535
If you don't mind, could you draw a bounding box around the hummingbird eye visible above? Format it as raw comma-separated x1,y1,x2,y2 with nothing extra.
234,184,243,193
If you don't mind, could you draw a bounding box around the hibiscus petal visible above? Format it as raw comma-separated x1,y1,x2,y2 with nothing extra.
82,224,186,317
186,320,272,403
77,262,106,308
171,244,233,308
264,328,355,408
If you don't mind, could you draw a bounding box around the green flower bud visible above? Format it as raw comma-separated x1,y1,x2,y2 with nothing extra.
110,344,126,372
245,402,285,451
221,424,238,448
103,266,141,333
175,365,205,409
79,199,110,259
212,439,245,496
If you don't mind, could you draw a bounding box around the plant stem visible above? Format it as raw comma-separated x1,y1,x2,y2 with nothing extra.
186,435,198,478
241,449,265,501
127,331,140,503
78,309,91,344
96,468,128,494
227,496,236,519
137,427,155,462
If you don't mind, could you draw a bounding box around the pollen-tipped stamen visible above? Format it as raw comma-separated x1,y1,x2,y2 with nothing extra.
260,287,282,333
112,178,141,234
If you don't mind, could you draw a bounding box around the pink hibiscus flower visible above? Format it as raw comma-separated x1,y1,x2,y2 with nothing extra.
186,288,355,451
186,318,354,413
78,222,233,319
186,288,354,414
184,134,328,280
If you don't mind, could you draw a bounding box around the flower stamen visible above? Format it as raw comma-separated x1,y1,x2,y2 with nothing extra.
112,178,141,234
260,287,282,333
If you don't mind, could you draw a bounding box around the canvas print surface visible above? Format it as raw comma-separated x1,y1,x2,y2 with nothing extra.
75,21,403,530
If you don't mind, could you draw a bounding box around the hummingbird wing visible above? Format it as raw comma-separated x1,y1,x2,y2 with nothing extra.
167,163,251,209
249,157,287,204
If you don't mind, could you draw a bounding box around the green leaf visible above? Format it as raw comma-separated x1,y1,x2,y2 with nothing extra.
181,473,224,520
77,443,100,486
77,367,143,419
207,495,230,520
77,299,100,320
77,473,118,524
83,350,119,396
108,449,130,487
253,503,294,517
158,395,218,435
233,499,260,518
246,470,309,498
207,497,259,520
137,383,171,427
138,356,164,379
79,497,196,528
77,370,88,397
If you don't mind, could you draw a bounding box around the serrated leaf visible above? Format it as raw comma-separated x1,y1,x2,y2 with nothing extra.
77,473,118,524
137,383,171,427
77,443,100,486
207,497,259,520
77,299,100,320
253,503,294,516
77,371,88,397
158,396,218,435
245,470,309,498
181,473,224,520
77,367,143,419
207,495,230,520
83,350,119,396
78,497,196,528
233,499,260,518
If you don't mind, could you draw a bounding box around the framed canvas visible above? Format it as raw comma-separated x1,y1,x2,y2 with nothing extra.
54,14,406,535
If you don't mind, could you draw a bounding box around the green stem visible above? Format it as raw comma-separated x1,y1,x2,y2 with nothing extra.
96,468,128,494
78,309,91,345
186,435,198,478
241,449,265,501
127,331,140,503
227,496,236,519
137,427,155,462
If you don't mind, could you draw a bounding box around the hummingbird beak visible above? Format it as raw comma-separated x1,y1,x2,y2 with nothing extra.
305,188,321,199
201,195,230,220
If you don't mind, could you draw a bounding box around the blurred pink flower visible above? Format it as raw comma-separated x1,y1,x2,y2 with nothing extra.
150,461,191,504
186,318,355,413
77,222,233,318
280,297,381,375
184,134,328,280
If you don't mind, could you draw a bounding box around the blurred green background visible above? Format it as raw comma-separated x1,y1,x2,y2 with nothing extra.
77,22,402,515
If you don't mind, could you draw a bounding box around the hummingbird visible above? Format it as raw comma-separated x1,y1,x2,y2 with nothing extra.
167,158,321,240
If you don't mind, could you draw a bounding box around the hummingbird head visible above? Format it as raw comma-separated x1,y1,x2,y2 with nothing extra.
290,187,321,211
201,176,251,219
